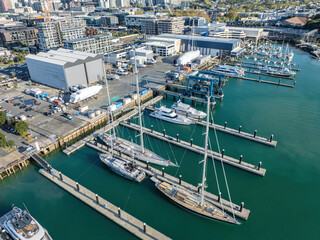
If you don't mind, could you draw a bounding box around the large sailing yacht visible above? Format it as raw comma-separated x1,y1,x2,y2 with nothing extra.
100,48,176,167
151,94,240,224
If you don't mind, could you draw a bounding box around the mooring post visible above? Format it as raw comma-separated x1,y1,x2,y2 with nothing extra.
176,134,179,142
198,116,201,122
239,155,243,164
190,138,193,146
96,194,99,204
163,129,166,137
162,168,164,177
197,186,200,193
118,207,121,217
254,130,257,138
239,126,242,133
240,202,244,212
224,122,227,129
143,223,147,233
76,182,80,191
151,125,153,133
59,172,63,181
179,175,182,185
270,134,273,142
218,192,221,202
221,149,225,158
258,162,262,170
146,161,149,170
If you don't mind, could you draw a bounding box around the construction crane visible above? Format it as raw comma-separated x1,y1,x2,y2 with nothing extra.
43,0,51,16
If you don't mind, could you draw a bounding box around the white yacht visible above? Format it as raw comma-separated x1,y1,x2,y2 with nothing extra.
99,154,146,182
0,207,52,240
149,106,194,125
211,65,245,77
99,134,176,167
171,100,207,119
267,68,296,77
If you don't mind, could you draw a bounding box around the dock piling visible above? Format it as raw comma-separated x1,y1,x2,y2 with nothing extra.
258,162,262,170
143,223,147,233
239,155,243,164
179,175,182,185
221,149,225,158
163,129,166,137
190,138,193,146
151,125,153,133
176,134,179,142
270,134,274,142
254,130,257,138
76,182,80,191
59,172,63,181
224,122,227,129
118,207,121,217
96,194,99,204
146,161,149,170
162,168,164,177
240,202,244,212
239,126,242,133
218,192,221,202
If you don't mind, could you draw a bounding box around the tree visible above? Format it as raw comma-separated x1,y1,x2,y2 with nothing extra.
7,140,14,147
10,118,18,128
0,132,6,148
0,111,7,125
226,11,238,21
15,121,29,136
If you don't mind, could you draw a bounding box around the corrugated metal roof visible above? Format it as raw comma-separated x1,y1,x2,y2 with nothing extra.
159,34,241,44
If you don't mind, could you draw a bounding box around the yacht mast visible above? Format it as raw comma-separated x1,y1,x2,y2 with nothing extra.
200,93,211,206
133,47,145,153
102,60,115,156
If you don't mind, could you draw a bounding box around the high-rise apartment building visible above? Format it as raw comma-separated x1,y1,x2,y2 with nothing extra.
37,18,86,51
64,34,112,54
142,18,184,35
0,0,13,12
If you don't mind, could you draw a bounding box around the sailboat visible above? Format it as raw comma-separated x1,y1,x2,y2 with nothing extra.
151,93,239,224
99,48,176,167
99,62,146,182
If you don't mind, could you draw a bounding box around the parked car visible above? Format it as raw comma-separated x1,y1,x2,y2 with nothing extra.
20,105,26,109
25,107,32,112
14,102,21,106
27,115,34,119
116,69,129,76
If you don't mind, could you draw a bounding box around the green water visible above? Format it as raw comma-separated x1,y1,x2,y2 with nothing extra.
1,48,320,240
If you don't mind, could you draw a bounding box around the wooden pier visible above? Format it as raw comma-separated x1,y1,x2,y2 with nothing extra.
119,122,266,176
230,75,295,88
0,151,29,181
87,142,251,220
39,168,171,240
145,106,277,147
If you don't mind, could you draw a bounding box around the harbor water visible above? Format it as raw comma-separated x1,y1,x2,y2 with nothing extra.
1,47,320,239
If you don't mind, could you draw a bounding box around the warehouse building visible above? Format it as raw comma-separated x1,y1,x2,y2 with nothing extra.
26,48,104,90
158,34,242,56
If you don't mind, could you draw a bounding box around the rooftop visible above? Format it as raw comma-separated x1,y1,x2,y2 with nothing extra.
64,34,111,44
159,34,241,44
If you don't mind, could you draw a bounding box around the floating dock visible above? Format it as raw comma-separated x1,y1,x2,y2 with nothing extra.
40,168,171,240
87,142,251,220
235,61,300,72
145,106,276,147
229,75,295,88
119,122,266,176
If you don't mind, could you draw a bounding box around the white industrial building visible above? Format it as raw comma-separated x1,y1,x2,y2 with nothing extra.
26,48,104,90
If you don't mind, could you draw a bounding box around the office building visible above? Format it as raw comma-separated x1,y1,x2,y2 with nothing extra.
26,48,104,90
0,26,38,47
142,18,184,35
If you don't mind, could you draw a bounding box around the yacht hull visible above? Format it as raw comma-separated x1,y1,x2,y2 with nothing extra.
149,112,193,125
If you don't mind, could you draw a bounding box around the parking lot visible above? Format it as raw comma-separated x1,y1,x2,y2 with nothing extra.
0,62,29,80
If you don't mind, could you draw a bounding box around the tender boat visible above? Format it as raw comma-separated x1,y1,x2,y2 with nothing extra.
99,154,146,182
149,106,194,125
267,68,296,77
171,100,207,119
0,207,52,240
99,134,176,167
